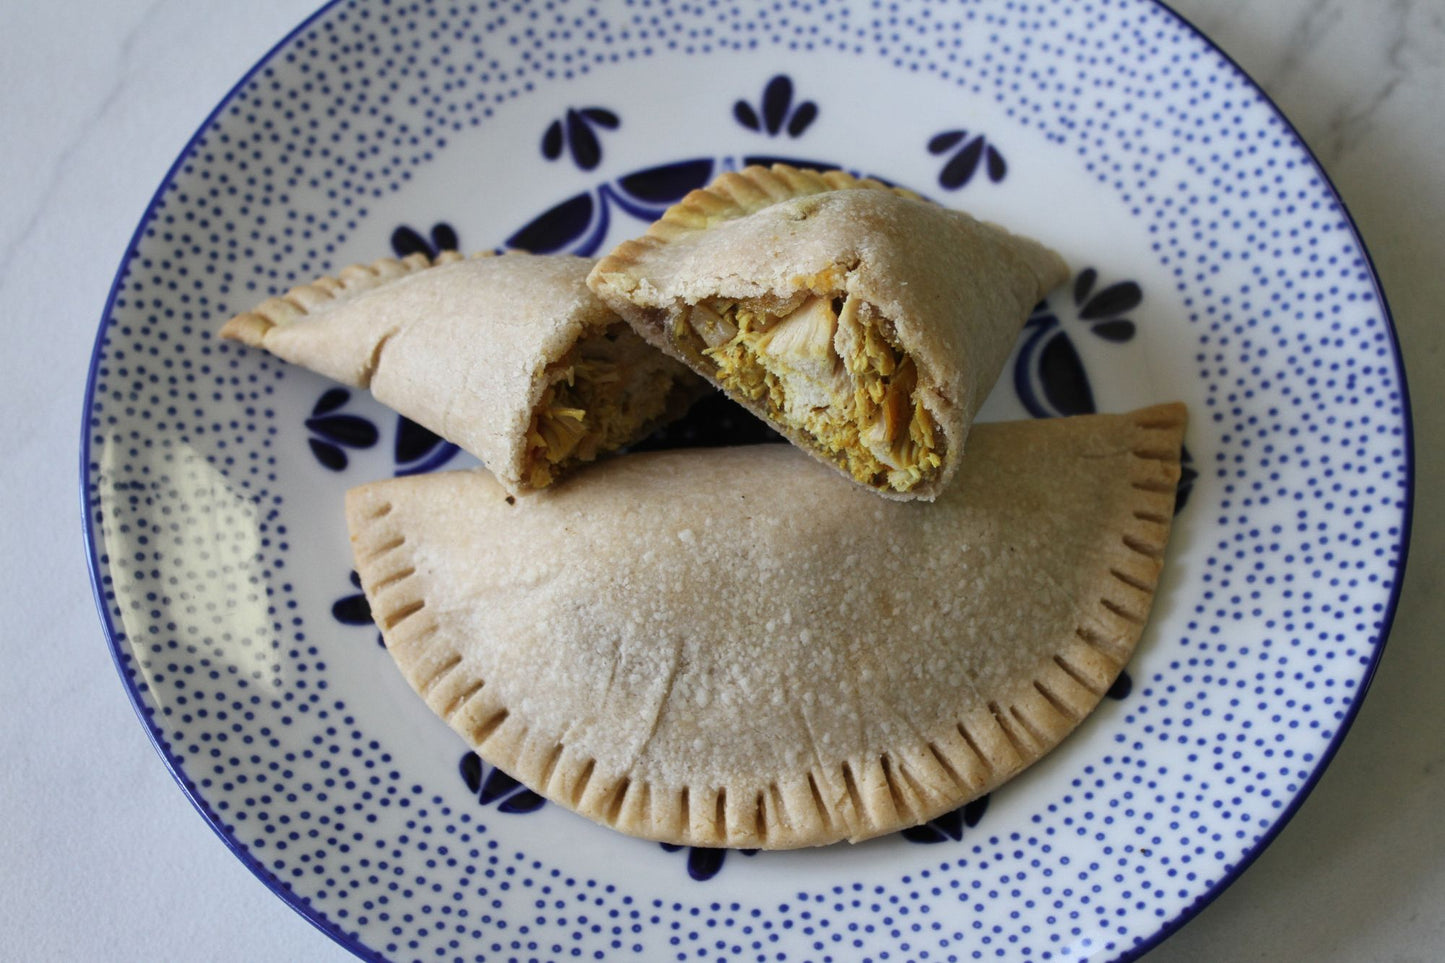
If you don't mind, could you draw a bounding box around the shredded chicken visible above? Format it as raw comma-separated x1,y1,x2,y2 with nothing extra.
524,324,683,489
680,293,943,491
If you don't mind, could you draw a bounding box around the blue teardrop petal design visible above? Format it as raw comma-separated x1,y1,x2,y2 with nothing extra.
306,413,379,449
736,76,815,139
541,119,564,160
566,108,602,170
498,790,547,814
928,130,967,154
458,751,549,816
733,100,760,131
1081,280,1144,319
390,225,430,258
478,766,524,805
761,75,793,134
581,107,619,129
429,223,459,253
459,751,484,794
331,594,372,626
786,101,818,137
940,136,984,189
308,438,347,472
986,144,1008,182
312,387,351,416
687,848,727,881
1091,319,1137,342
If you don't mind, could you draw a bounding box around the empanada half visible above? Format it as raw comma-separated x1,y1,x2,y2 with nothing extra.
587,164,1070,501
220,250,706,494
346,403,1186,849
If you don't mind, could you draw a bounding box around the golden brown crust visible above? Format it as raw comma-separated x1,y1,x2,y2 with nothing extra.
603,166,918,256
346,403,1186,849
587,164,1069,502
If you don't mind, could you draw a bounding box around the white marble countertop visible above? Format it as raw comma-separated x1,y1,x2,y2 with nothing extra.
2,0,1440,959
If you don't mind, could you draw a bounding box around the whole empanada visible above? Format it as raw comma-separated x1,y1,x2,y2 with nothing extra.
346,404,1186,849
220,250,706,494
587,164,1069,500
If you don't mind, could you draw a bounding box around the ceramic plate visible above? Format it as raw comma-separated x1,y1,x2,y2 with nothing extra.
82,1,1412,960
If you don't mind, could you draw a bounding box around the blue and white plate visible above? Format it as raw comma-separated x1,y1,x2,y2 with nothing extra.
82,1,1412,960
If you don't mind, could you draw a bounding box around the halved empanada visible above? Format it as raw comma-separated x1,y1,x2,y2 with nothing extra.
587,164,1070,500
346,403,1186,849
220,250,706,494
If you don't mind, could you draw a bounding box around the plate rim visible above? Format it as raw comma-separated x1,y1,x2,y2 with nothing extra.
1109,2,1416,957
78,1,1416,959
79,0,369,956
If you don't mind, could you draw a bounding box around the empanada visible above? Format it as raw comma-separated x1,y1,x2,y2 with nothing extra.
220,250,705,494
346,403,1186,849
587,165,1069,500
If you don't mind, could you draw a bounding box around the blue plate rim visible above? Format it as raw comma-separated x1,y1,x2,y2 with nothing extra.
1111,2,1415,958
78,0,372,957
77,1,1415,960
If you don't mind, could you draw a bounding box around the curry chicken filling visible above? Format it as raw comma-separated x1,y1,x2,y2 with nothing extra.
524,323,686,489
673,292,944,492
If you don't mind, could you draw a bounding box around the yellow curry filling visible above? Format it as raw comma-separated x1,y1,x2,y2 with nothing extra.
524,323,683,489
673,292,943,492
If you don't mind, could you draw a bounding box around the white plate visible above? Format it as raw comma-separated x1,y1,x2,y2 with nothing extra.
82,1,1412,960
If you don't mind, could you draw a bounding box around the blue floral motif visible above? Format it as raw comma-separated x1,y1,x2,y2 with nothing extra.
306,388,379,471
1015,309,1096,419
542,107,620,171
332,571,383,647
1071,268,1142,342
1013,268,1142,420
390,222,458,259
735,75,818,138
901,794,990,844
507,156,872,257
507,158,718,256
459,751,546,814
658,843,757,881
928,130,1007,189
393,416,459,477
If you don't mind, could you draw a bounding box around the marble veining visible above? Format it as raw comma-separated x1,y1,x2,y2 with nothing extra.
1176,0,1441,166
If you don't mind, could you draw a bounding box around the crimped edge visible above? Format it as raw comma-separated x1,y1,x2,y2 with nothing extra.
218,249,491,345
589,164,941,502
590,163,921,287
587,163,1030,502
347,403,1187,849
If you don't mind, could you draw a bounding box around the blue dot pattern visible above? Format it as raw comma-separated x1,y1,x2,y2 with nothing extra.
83,2,1409,961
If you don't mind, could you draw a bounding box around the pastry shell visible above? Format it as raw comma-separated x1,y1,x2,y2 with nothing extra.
587,164,1070,500
345,403,1186,849
220,250,704,494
